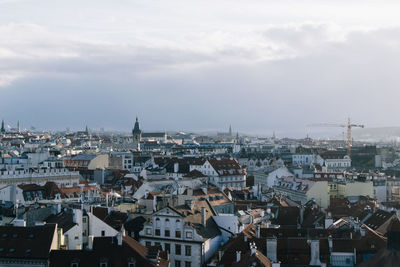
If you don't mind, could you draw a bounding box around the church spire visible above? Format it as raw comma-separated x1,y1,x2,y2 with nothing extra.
0,120,5,133
229,125,232,136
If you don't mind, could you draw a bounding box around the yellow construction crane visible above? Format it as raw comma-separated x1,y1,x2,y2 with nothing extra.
307,118,364,157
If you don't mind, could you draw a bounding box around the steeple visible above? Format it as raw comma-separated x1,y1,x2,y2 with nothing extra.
85,125,89,135
0,120,5,133
17,121,20,133
229,125,232,136
133,116,141,134
132,116,142,151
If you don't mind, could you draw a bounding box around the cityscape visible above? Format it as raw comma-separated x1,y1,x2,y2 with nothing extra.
2,0,400,267
0,117,399,266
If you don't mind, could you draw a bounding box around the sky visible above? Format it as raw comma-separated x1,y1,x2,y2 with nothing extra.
1,0,400,137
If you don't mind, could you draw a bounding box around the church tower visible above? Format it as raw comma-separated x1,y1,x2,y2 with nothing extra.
0,120,5,133
132,116,142,151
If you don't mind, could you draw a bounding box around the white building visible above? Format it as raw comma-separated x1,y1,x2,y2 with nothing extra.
196,158,246,190
140,201,223,267
324,156,351,171
253,167,293,189
46,207,119,250
292,154,324,166
0,168,80,187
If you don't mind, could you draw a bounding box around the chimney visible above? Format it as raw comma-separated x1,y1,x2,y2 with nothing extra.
218,250,223,261
256,225,260,238
202,186,207,195
201,207,206,226
266,236,277,262
328,235,333,252
325,212,333,229
117,231,123,246
174,162,179,173
250,242,257,256
309,239,322,266
236,251,241,262
260,209,265,217
360,225,366,237
300,206,304,225
88,235,94,250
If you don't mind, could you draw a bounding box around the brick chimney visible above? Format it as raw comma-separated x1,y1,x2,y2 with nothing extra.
201,207,206,226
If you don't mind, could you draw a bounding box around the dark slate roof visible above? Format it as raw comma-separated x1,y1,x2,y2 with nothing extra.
0,224,56,260
49,235,169,267
45,211,76,233
142,132,166,138
124,216,146,232
72,154,97,161
364,209,394,232
358,249,400,267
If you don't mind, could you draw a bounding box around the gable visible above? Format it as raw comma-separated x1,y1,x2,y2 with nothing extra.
153,206,184,218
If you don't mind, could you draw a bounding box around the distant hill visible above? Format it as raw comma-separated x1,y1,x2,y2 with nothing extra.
351,127,400,142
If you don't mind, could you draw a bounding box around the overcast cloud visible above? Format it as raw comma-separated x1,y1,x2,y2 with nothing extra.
1,0,400,136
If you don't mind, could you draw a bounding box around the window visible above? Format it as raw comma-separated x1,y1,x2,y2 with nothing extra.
175,260,181,267
155,218,161,228
74,233,79,240
185,261,191,267
165,243,170,253
101,231,105,237
165,230,170,237
185,232,192,239
146,228,151,235
82,217,87,223
155,242,161,247
185,245,191,256
175,230,181,238
155,229,160,236
175,244,181,255
83,230,87,236
71,263,79,267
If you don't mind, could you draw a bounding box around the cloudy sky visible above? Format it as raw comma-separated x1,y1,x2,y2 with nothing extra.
1,0,400,136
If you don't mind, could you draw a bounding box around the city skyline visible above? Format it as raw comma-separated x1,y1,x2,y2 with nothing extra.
1,0,400,134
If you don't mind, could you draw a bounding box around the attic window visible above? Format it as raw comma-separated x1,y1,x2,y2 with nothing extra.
26,248,31,253
29,234,34,239
371,244,375,249
0,248,3,252
1,234,7,238
12,234,18,238
9,248,15,253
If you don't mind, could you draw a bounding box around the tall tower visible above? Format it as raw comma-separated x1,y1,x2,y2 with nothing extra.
0,120,5,133
229,125,232,136
132,116,142,151
17,121,20,133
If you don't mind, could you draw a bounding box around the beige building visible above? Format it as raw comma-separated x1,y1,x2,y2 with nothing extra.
329,180,374,199
274,177,329,209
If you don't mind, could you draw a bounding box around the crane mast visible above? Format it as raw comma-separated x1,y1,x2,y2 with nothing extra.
307,118,364,157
